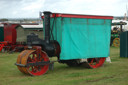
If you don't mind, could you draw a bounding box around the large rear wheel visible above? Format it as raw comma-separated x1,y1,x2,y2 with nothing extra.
87,58,106,68
81,58,106,68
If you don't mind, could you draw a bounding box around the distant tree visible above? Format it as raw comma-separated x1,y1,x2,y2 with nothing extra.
0,18,8,22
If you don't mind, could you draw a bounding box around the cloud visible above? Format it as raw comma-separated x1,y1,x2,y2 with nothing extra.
0,0,45,18
42,0,128,16
0,0,128,18
21,0,44,11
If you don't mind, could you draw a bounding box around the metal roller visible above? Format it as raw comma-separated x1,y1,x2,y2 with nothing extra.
16,50,49,76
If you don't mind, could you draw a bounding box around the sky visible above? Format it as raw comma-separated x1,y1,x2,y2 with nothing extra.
0,0,128,18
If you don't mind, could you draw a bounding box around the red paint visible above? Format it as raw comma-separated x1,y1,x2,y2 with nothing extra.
0,41,8,51
3,24,20,44
88,58,106,68
27,50,49,76
0,43,4,51
42,13,113,19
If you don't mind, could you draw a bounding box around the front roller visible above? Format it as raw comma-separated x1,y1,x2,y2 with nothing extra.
16,50,49,76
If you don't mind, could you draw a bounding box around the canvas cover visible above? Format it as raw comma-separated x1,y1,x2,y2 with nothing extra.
47,17,112,60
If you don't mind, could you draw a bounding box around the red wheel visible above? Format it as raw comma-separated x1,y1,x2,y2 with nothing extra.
87,58,106,68
27,51,49,76
16,50,49,76
113,38,120,47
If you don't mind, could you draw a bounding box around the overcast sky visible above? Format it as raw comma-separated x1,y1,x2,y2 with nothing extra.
0,0,128,18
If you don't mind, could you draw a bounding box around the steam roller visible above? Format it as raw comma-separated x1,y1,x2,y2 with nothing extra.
15,11,113,76
16,49,106,76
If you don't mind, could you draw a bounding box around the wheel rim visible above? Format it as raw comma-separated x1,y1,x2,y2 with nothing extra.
87,58,106,68
16,50,49,76
27,51,49,76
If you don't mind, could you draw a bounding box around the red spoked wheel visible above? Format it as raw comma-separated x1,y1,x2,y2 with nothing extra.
87,58,106,68
27,51,49,76
16,50,49,76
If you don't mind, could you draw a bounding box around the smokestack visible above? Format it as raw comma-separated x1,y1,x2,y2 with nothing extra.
43,11,51,44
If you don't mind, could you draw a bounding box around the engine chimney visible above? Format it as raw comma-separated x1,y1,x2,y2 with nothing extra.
43,11,51,44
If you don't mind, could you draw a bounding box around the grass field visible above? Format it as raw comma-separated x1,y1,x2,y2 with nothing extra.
0,47,128,85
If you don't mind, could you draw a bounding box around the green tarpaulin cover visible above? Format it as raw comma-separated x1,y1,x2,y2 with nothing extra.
45,17,112,60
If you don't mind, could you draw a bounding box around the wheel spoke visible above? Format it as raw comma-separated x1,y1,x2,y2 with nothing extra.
95,58,99,64
90,58,94,65
27,51,49,75
28,57,32,61
31,66,34,72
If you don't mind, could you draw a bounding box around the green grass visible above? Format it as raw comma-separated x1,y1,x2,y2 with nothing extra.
0,47,128,85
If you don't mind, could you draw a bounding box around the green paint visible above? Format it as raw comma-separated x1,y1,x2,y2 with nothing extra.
44,17,112,60
0,26,4,41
